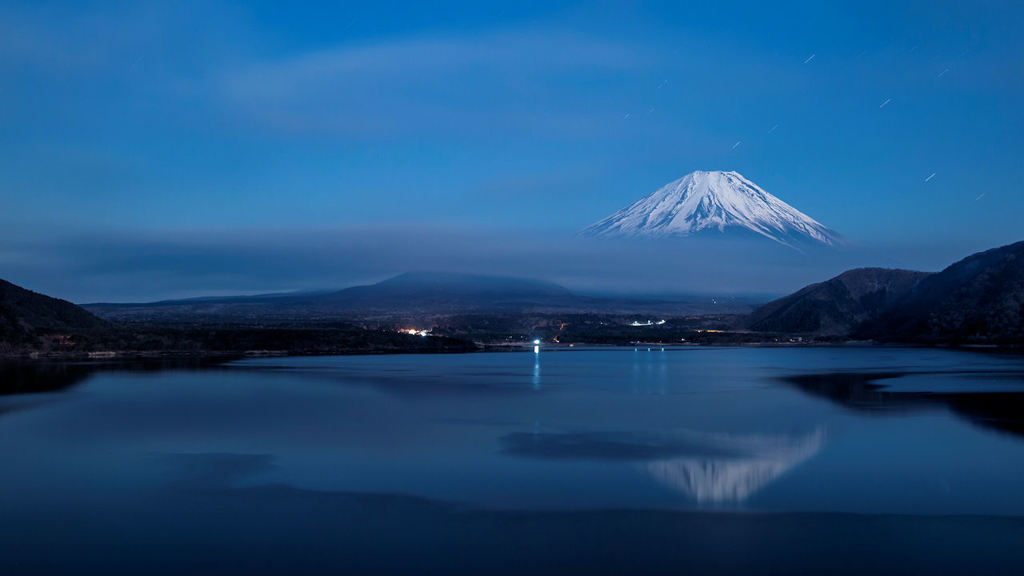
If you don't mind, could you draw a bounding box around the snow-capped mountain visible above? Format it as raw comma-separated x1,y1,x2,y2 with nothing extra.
581,170,842,247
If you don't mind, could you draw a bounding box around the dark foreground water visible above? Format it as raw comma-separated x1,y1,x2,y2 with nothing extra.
2,347,1024,574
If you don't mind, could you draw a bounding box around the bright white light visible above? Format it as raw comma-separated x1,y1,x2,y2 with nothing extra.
533,339,541,345
533,345,539,354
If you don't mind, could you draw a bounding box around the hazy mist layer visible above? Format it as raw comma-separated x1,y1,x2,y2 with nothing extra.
0,226,983,303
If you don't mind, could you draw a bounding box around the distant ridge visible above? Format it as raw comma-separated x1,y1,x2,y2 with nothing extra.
83,272,746,323
582,170,842,248
323,272,574,307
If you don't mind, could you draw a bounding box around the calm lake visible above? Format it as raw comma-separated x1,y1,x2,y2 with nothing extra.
2,347,1024,574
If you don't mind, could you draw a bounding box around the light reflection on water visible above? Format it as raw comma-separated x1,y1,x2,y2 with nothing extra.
532,352,541,390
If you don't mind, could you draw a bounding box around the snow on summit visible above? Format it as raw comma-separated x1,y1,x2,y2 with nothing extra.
581,170,842,248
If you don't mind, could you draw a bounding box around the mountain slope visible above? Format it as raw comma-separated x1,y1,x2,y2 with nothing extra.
748,268,930,336
581,170,842,247
0,279,107,350
863,241,1024,343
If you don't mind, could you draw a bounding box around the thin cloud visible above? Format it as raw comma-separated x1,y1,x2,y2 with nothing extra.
213,30,650,138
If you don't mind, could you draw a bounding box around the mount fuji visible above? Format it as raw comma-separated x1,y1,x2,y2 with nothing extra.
581,170,843,248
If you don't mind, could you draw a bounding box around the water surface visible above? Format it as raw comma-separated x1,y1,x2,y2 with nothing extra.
2,348,1023,574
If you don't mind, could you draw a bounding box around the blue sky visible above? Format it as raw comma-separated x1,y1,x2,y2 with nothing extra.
2,1,1023,301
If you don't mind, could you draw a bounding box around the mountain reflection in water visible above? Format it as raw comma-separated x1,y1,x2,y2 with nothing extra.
782,371,1024,438
645,429,826,503
502,427,826,504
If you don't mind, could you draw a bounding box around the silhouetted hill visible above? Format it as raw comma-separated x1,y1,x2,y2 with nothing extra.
749,240,1024,345
861,240,1024,344
0,278,479,357
0,279,108,352
747,268,930,336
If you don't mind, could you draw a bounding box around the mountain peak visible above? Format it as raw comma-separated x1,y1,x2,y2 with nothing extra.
581,170,842,248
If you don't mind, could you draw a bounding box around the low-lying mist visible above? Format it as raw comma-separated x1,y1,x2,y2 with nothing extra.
0,225,989,303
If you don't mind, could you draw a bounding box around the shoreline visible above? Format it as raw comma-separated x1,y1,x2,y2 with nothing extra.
3,340,1020,363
